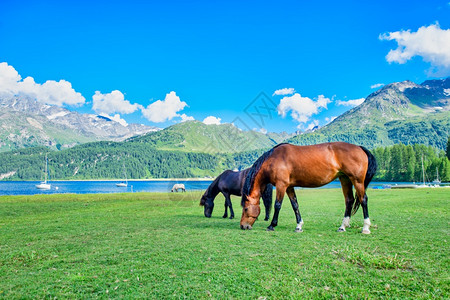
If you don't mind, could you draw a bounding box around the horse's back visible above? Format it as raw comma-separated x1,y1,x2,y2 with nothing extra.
268,142,368,187
276,142,366,162
219,169,245,195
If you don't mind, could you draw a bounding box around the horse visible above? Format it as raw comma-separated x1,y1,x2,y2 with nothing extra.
240,142,377,234
171,183,186,192
200,168,273,220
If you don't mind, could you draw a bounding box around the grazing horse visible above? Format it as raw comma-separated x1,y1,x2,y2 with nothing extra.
200,169,273,220
171,183,186,192
240,142,377,234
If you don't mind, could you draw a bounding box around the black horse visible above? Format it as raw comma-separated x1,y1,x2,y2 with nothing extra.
200,168,273,220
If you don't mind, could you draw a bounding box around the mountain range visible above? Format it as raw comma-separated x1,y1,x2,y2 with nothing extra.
0,93,158,152
133,77,449,151
0,77,449,154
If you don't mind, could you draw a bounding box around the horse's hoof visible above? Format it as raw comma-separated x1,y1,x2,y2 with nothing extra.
229,216,234,219
264,218,269,221
294,228,303,233
362,229,371,234
337,227,346,232
266,226,274,231
222,215,227,219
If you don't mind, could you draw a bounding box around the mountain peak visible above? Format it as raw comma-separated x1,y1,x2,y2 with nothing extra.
382,80,420,92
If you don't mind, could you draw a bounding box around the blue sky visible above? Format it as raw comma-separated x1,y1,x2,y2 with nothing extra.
1,0,449,132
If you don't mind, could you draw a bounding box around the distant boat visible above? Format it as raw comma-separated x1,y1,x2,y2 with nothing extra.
432,167,441,185
36,154,51,190
116,163,128,187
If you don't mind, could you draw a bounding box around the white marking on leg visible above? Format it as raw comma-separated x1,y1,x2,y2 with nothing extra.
295,220,304,232
362,218,371,234
338,216,350,232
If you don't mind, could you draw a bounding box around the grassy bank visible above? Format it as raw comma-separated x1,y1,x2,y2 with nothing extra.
0,188,448,298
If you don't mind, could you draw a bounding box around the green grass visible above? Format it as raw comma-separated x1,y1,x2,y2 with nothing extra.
0,188,449,299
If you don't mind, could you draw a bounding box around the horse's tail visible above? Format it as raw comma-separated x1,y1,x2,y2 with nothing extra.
241,144,287,207
200,173,223,206
352,146,378,216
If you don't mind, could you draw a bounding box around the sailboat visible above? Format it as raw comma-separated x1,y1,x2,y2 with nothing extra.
116,163,128,187
416,155,429,188
36,154,51,190
432,167,441,185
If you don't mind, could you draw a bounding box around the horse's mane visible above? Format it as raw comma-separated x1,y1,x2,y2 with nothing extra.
200,172,224,206
241,143,287,206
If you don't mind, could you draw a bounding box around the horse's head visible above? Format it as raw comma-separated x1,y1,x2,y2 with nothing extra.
200,194,214,218
240,194,260,230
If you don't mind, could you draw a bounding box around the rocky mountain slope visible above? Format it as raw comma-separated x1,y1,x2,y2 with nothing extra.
0,94,158,152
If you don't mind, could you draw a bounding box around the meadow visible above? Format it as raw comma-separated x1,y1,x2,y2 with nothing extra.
0,188,448,299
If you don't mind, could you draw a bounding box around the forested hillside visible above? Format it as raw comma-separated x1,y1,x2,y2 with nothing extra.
0,142,448,182
128,121,289,153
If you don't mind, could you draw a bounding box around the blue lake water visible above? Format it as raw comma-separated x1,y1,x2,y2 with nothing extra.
0,180,403,196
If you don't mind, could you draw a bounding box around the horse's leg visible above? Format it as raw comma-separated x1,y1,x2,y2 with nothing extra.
222,193,234,219
338,176,355,232
262,184,273,221
286,187,303,232
222,192,228,219
227,194,234,219
267,185,287,231
354,181,371,234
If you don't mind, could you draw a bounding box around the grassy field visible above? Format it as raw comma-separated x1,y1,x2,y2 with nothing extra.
0,188,448,299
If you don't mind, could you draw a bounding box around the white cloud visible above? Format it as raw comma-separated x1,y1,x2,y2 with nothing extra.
0,62,21,93
273,88,296,96
306,120,319,131
277,93,330,123
336,98,365,107
141,91,188,123
92,90,140,115
100,113,128,127
379,24,450,73
325,116,337,123
180,113,195,122
203,116,221,125
0,62,85,106
259,128,267,134
371,83,385,89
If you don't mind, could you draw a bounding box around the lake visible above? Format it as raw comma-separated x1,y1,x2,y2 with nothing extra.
0,180,404,196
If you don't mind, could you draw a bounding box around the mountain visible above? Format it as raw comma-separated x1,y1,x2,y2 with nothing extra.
287,78,450,150
128,120,291,153
1,77,448,155
0,94,159,152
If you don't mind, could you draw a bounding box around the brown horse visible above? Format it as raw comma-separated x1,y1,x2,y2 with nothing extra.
240,142,377,234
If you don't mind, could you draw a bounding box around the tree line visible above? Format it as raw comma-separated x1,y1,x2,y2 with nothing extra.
0,141,449,182
371,143,449,182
